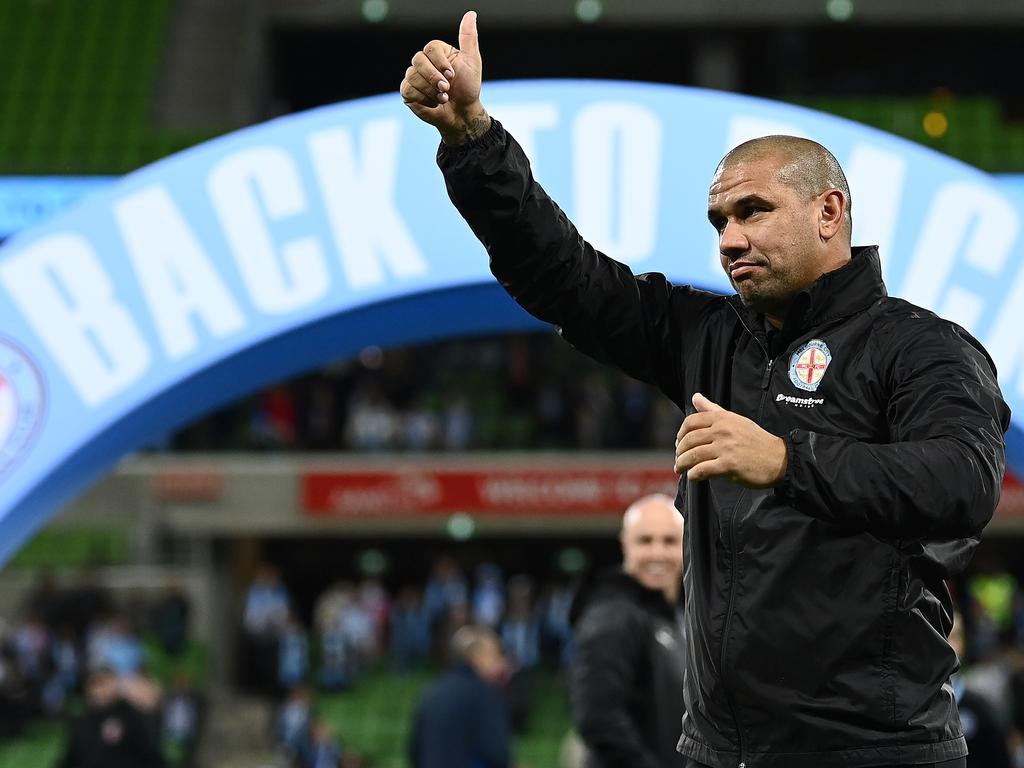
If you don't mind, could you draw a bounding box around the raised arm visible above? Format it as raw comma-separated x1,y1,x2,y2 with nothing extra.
401,13,720,401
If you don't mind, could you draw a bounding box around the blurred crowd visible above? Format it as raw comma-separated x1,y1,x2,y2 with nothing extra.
170,334,682,453
0,568,203,767
6,551,1024,767
243,553,1024,768
242,558,577,767
950,557,1024,766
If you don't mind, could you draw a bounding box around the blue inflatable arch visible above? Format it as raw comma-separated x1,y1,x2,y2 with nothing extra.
1,81,1023,566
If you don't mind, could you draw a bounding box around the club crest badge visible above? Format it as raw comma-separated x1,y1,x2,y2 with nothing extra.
0,338,46,477
789,339,832,392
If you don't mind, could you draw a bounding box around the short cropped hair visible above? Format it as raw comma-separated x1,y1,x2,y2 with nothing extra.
719,135,853,223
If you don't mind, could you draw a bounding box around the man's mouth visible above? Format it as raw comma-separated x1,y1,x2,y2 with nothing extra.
730,262,764,281
642,563,673,578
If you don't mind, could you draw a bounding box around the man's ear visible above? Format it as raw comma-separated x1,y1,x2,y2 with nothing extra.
819,189,847,241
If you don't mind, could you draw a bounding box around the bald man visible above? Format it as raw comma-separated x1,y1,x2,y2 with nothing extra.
569,494,686,768
401,13,1009,768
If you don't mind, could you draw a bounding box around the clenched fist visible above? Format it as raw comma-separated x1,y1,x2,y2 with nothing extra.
674,393,788,488
400,11,491,145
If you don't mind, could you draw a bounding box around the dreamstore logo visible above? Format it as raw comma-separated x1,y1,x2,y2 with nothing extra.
0,338,45,476
776,393,825,409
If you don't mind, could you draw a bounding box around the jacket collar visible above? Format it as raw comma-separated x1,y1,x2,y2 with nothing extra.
570,567,678,625
732,245,887,344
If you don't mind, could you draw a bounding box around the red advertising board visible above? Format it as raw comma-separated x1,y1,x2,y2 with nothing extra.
303,467,680,517
304,467,1024,520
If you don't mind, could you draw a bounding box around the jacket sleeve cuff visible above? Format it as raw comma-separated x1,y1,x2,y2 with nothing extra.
436,118,506,165
773,430,802,504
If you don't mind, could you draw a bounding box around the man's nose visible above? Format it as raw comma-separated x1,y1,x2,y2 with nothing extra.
719,220,749,258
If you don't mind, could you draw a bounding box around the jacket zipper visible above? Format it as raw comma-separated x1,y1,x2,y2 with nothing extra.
720,304,778,768
720,496,747,768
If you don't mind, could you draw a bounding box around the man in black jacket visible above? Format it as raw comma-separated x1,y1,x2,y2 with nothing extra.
55,666,166,768
400,13,1011,768
570,494,686,768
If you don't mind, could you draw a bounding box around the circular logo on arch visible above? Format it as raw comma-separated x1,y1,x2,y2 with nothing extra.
789,339,832,392
0,338,46,476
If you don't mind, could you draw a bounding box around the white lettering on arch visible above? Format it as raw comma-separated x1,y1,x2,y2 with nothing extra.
899,182,1019,331
0,234,150,406
309,120,427,290
208,147,329,315
572,102,661,266
116,186,246,359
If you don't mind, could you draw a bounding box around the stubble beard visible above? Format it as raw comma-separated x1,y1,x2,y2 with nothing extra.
734,272,796,319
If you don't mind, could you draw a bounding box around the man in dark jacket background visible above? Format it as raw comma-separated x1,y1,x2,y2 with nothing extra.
55,666,166,768
401,12,1010,768
408,624,510,768
570,494,686,768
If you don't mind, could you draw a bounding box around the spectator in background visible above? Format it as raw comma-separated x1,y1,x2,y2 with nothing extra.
441,390,473,450
44,624,81,717
276,685,314,764
403,397,441,450
67,567,114,640
315,582,356,690
540,580,576,668
345,384,400,451
152,584,190,658
302,719,344,768
161,672,202,768
250,386,298,449
243,563,291,695
473,563,505,629
424,556,469,658
0,624,33,739
575,373,614,449
89,615,144,677
501,576,540,671
616,378,652,449
338,592,375,680
408,625,510,768
390,585,430,671
358,578,390,660
949,611,1013,768
303,378,340,450
19,570,64,632
501,575,542,734
278,613,310,694
535,381,570,448
569,494,685,768
55,665,166,768
12,612,50,687
318,618,353,692
968,556,1021,658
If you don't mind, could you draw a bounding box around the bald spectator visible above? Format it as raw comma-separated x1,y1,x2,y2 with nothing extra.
569,494,686,768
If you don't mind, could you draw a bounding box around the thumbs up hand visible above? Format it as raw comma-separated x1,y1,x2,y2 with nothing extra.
400,11,491,145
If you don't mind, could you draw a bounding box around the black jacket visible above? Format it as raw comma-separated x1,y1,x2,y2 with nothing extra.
56,699,166,768
409,662,510,768
438,120,1011,768
569,569,686,768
